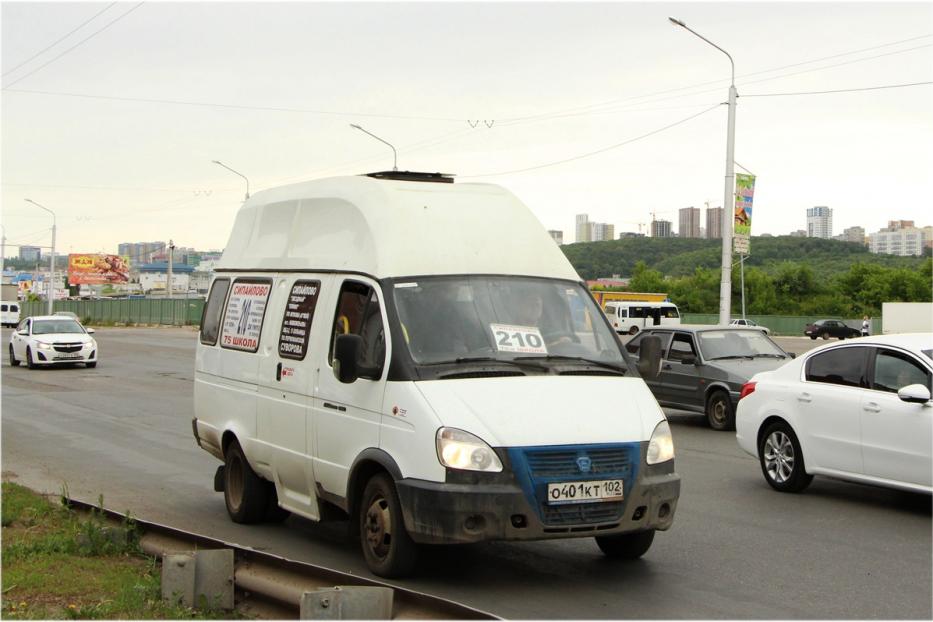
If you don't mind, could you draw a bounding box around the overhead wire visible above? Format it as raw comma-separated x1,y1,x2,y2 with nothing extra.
742,81,933,97
495,35,933,126
2,2,118,77
1,88,468,123
2,2,145,90
461,103,723,178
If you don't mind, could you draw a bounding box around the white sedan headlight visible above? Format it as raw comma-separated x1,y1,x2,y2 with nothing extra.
35,341,53,350
436,427,503,472
647,420,675,465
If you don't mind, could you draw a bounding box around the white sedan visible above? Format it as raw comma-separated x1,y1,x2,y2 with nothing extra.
8,315,98,369
728,318,770,335
736,333,932,495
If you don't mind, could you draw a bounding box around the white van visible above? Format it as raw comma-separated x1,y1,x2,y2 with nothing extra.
1,301,21,328
192,171,679,577
604,301,681,335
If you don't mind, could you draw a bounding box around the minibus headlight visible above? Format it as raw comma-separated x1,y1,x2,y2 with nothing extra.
647,420,675,465
436,427,503,473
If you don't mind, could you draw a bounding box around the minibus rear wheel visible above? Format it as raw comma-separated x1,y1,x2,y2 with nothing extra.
595,529,655,559
359,473,419,578
224,440,269,524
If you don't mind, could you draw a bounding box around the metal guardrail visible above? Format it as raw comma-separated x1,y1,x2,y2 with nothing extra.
65,497,499,620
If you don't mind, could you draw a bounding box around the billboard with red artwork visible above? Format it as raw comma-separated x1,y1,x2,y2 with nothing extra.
68,254,130,285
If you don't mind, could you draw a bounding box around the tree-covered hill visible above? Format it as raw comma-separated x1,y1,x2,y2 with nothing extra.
561,235,928,281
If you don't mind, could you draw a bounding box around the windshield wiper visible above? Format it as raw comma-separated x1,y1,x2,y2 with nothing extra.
751,353,788,359
424,356,549,371
707,355,755,361
514,355,628,374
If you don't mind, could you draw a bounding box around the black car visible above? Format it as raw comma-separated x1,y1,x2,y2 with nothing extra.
626,325,793,431
803,319,861,340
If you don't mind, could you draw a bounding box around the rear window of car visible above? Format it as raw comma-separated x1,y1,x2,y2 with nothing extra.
806,347,868,387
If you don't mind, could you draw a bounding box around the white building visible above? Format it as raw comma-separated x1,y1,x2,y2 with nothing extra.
575,214,590,243
806,206,833,239
869,224,926,256
547,230,564,245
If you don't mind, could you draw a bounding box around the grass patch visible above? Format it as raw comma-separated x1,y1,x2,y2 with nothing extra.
1,483,236,619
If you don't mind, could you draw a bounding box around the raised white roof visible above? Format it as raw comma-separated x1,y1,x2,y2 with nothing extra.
216,174,580,281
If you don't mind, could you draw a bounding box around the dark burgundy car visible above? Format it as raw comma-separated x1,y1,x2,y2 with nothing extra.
803,319,861,340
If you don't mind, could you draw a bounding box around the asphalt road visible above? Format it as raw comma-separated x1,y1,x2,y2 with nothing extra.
2,327,930,619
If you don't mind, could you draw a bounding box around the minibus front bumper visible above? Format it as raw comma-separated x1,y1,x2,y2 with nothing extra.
394,446,680,545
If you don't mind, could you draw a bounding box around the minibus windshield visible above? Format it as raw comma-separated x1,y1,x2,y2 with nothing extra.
390,276,628,370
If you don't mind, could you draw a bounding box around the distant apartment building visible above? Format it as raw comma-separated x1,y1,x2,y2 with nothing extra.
575,214,591,243
679,207,701,238
790,229,808,237
548,230,564,245
869,220,929,256
118,241,165,266
618,231,645,239
806,206,833,239
575,214,614,242
590,222,614,241
834,226,866,245
651,219,673,238
706,207,723,239
19,246,41,262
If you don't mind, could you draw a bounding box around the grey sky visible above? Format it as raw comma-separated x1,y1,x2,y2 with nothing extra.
2,1,932,255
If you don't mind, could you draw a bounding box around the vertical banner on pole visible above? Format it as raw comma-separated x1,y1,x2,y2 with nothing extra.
733,173,755,255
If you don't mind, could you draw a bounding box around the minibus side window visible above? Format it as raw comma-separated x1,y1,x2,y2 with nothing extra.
200,278,230,346
329,281,385,371
277,280,321,361
219,279,272,353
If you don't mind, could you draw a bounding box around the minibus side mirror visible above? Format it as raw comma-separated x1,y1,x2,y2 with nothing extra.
637,335,662,380
333,334,381,383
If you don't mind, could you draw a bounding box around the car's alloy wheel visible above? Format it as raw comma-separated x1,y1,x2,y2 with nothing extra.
26,347,37,369
759,422,812,493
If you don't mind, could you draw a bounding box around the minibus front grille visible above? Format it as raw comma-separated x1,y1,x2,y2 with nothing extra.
541,501,624,526
508,443,641,527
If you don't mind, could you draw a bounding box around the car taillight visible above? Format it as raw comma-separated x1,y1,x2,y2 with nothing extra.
739,381,756,400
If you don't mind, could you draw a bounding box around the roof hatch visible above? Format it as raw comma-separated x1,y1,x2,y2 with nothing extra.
363,171,455,184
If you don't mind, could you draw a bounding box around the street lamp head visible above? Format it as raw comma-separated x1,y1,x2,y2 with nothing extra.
349,123,362,130
669,17,686,27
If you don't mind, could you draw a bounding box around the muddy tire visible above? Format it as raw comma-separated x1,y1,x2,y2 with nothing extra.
223,440,269,524
9,345,19,367
706,390,735,431
359,473,419,578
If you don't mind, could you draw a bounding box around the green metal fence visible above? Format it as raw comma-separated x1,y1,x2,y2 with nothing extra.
681,313,880,336
16,299,880,334
20,298,205,326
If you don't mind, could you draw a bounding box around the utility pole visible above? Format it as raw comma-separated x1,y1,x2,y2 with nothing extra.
669,17,737,325
25,199,56,315
167,240,175,299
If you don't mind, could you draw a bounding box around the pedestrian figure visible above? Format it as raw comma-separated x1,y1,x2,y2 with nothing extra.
861,315,870,337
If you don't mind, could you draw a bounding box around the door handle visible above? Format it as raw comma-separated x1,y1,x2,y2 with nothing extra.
863,402,882,413
798,392,812,403
275,362,282,381
323,402,347,412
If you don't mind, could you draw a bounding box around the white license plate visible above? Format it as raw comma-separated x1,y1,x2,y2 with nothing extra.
55,354,83,360
546,479,624,505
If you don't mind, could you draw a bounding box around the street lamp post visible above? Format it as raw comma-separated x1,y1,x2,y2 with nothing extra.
349,124,398,171
670,17,737,325
24,199,56,315
212,160,250,200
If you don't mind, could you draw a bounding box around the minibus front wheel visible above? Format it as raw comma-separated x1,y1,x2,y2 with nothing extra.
359,473,419,578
